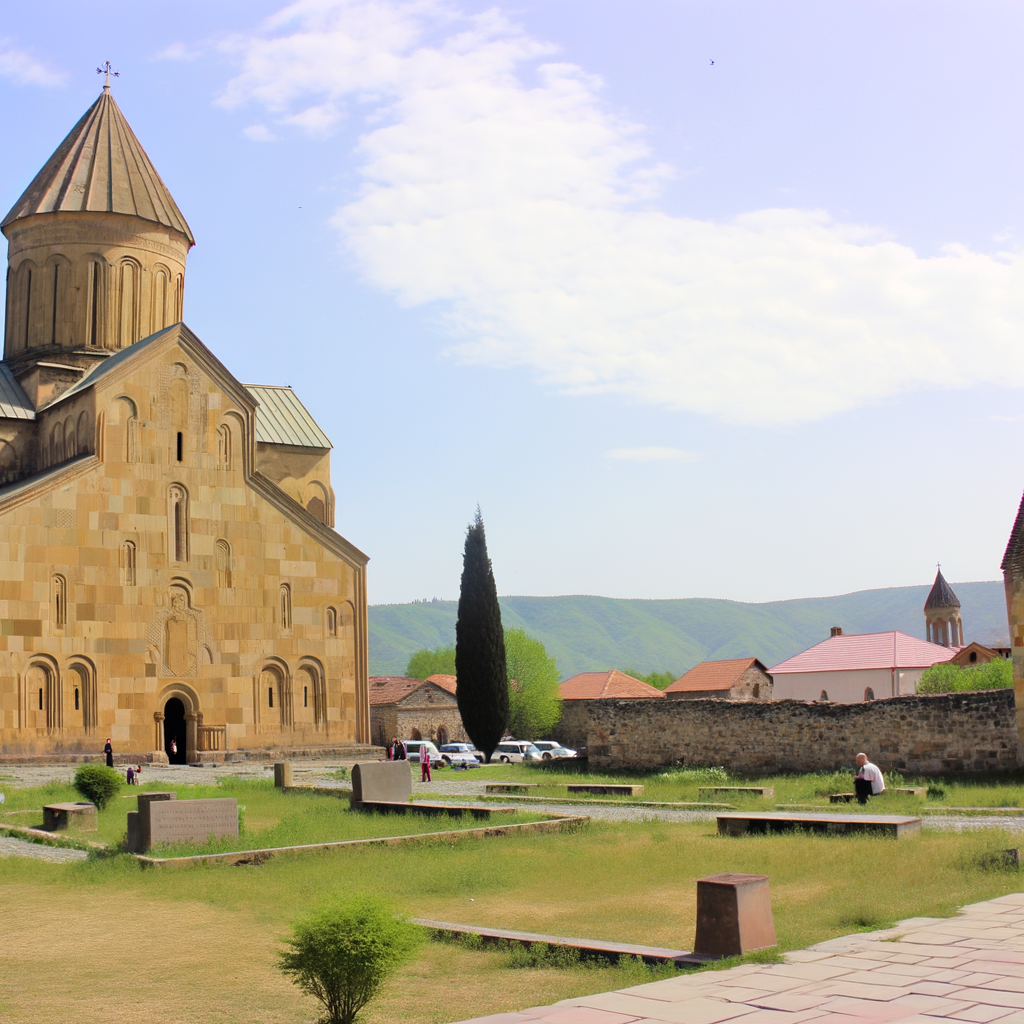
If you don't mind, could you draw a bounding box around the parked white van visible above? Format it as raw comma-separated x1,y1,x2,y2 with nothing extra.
493,741,543,763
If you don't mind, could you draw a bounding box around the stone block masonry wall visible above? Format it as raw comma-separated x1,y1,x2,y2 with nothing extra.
556,690,1020,774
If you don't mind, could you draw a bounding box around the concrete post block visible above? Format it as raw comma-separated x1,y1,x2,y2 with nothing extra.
274,762,293,788
694,872,776,958
350,760,412,807
42,802,97,832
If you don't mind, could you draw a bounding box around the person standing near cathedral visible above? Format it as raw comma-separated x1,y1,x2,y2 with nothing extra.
103,738,113,768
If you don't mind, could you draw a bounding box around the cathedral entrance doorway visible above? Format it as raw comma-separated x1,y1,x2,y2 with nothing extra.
164,698,187,763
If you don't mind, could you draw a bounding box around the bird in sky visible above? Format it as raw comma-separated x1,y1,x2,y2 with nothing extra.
710,59,715,65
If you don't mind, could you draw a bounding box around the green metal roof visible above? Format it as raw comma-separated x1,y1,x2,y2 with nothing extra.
244,385,332,449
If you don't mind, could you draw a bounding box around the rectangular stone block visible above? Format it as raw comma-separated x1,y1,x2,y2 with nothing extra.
486,783,539,794
694,872,776,958
136,791,177,852
42,801,97,832
147,798,238,849
350,760,412,806
565,784,643,797
274,762,293,788
698,787,774,799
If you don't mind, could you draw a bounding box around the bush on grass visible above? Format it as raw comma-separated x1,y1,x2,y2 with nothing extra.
918,658,1012,694
73,764,122,809
656,766,730,784
278,895,422,1024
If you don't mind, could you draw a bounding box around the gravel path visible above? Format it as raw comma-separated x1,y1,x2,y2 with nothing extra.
0,835,88,863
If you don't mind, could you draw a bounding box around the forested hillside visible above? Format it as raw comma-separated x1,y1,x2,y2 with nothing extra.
368,581,1007,680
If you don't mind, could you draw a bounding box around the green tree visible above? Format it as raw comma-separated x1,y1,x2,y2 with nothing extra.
917,657,1013,694
620,668,678,690
505,627,562,738
278,896,422,1024
72,764,122,809
405,645,456,680
455,508,508,761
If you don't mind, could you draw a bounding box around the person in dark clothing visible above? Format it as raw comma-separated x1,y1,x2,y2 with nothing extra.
394,738,407,760
103,738,113,768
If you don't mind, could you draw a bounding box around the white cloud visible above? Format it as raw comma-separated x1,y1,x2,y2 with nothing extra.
0,42,65,87
606,447,702,463
155,42,203,62
221,0,1024,426
243,123,277,142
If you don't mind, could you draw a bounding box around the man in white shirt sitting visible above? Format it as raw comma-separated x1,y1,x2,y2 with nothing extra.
854,753,885,805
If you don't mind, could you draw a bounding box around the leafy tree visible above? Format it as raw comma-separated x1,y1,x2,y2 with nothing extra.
620,668,677,690
72,764,122,809
455,508,508,761
505,627,562,738
405,645,456,680
917,657,1013,694
278,896,422,1024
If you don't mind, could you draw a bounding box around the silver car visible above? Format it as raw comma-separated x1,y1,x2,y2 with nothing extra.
531,740,577,760
494,741,543,763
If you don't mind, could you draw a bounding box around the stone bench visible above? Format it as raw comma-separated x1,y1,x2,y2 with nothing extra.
565,784,643,797
698,787,773,799
893,787,927,798
828,793,856,803
42,802,97,832
717,811,921,839
486,783,539,794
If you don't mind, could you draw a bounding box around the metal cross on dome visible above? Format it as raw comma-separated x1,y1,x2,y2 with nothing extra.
96,61,120,86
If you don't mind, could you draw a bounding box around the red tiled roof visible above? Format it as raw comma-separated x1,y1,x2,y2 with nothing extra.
426,674,457,695
769,632,956,675
367,676,450,706
560,670,665,700
665,658,765,693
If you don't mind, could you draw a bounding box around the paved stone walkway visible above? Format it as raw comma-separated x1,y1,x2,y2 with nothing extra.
453,895,1024,1024
0,835,88,863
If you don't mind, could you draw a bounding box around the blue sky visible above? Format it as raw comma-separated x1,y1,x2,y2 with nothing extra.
1,1,1022,607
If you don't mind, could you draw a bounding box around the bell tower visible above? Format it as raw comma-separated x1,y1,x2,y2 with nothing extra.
924,566,963,648
1,82,193,406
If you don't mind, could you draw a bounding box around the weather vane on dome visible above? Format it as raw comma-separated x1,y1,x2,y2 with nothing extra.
96,61,120,87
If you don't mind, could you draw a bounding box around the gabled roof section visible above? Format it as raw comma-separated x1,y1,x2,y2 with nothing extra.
2,86,193,244
560,670,664,700
665,658,766,694
244,385,332,449
426,674,458,695
0,365,35,420
368,676,456,706
769,631,955,674
924,568,960,611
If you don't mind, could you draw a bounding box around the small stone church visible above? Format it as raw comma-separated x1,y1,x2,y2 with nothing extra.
0,84,370,762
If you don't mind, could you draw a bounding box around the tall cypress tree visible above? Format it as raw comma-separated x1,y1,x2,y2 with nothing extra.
455,508,508,761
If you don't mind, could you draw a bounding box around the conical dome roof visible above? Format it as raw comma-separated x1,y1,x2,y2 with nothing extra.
1,85,193,245
924,568,960,610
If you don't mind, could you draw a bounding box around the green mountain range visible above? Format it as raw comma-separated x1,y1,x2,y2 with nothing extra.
368,581,1009,680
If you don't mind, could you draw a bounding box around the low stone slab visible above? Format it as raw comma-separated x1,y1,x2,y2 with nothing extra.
42,802,97,832
828,793,856,803
350,760,412,807
486,783,539,794
149,798,237,847
893,787,927,798
698,787,774,799
717,811,921,838
566,784,643,797
359,801,513,820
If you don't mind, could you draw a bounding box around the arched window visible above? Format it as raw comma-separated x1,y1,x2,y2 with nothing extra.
217,425,232,470
50,421,64,466
21,263,34,350
67,663,96,731
0,440,19,486
969,650,977,663
752,683,760,699
326,606,337,638
63,416,76,459
306,495,326,523
77,411,92,455
168,485,189,562
87,260,103,347
116,397,139,463
864,687,875,702
117,259,139,348
152,267,169,335
216,539,232,588
74,687,80,711
121,541,137,586
280,584,292,631
303,686,308,708
51,575,67,628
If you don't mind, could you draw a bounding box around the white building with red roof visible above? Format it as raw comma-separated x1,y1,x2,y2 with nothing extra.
768,629,956,703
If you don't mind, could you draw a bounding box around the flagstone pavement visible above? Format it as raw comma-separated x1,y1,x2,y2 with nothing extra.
453,894,1024,1024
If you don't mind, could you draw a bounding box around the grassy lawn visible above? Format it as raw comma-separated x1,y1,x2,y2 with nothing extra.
471,762,1024,809
1,771,1023,1024
0,778,548,856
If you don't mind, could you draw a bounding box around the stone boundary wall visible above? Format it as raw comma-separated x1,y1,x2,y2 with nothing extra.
554,690,1019,774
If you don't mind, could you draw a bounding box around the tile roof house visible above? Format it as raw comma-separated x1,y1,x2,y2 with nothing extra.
664,658,772,700
768,630,956,703
949,641,1011,668
368,676,466,748
560,670,665,700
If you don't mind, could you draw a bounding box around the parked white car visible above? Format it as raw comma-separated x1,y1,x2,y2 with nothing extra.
439,742,481,767
493,741,543,763
404,740,443,767
531,740,577,760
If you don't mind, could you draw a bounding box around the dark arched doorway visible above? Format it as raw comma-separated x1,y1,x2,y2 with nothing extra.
164,698,187,763
437,725,450,746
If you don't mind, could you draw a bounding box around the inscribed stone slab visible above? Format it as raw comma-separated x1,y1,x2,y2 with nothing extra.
148,797,238,847
351,761,412,804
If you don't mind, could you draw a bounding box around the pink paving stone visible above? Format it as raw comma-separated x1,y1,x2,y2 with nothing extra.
941,1006,1016,1024
818,999,920,1020
450,1015,540,1024
716,1008,828,1024
960,992,1024,1011
979,981,1024,995
910,984,972,997
539,1009,641,1024
568,993,756,1024
746,994,834,1012
889,997,976,1015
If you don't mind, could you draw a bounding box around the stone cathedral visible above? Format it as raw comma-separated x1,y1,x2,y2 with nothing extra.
0,84,370,762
